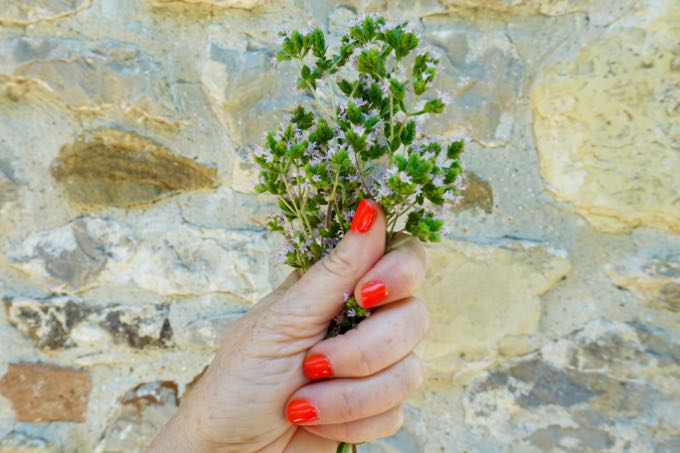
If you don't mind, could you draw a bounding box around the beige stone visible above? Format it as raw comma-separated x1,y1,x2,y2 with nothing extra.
440,0,624,16
149,0,265,9
0,38,180,131
0,363,90,422
417,240,570,372
532,4,680,233
0,0,92,26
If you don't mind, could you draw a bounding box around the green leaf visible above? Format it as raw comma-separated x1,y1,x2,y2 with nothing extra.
389,78,405,101
401,120,416,145
291,106,314,129
337,79,353,96
347,102,363,124
424,99,445,114
413,79,427,95
290,30,304,56
447,139,465,159
312,119,334,143
312,28,326,58
301,65,311,80
356,49,387,78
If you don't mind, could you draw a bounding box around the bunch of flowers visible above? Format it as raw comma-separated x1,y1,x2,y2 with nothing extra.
253,15,466,338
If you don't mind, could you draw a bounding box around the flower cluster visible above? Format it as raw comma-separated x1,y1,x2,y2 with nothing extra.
253,15,466,336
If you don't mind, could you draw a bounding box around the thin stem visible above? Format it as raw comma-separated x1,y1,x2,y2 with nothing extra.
296,60,334,121
281,175,313,239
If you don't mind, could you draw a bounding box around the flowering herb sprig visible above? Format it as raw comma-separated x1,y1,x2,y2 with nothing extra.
253,15,466,339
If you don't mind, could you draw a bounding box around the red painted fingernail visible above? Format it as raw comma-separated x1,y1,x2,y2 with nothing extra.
303,354,333,380
361,280,388,308
287,399,318,424
350,199,377,233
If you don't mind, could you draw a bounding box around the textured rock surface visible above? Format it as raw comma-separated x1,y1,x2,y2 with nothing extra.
52,129,218,209
96,381,178,452
4,296,173,350
608,254,680,312
0,1,91,26
0,0,678,451
463,321,680,451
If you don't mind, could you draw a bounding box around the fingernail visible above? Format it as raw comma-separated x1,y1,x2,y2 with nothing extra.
303,354,333,380
287,399,318,424
361,281,388,308
350,199,377,233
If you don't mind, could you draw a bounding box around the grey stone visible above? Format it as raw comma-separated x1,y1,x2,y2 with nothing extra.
0,431,57,453
464,321,680,451
95,381,178,453
420,18,528,147
7,217,135,290
4,296,173,350
608,253,680,312
201,39,303,149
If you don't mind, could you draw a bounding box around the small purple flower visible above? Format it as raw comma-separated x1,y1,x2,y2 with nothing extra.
379,79,391,96
275,33,287,45
346,308,356,317
378,183,393,199
394,111,407,123
343,292,350,302
454,173,467,192
352,124,366,136
437,90,452,105
433,174,445,186
398,171,412,184
444,191,464,205
312,174,321,183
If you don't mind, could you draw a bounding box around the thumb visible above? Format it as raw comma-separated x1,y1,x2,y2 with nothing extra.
277,199,386,329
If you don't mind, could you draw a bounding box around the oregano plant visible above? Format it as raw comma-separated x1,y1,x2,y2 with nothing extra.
252,15,466,451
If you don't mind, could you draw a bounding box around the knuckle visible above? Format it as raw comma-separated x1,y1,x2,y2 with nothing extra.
322,245,355,280
402,353,425,395
355,341,375,377
397,250,426,291
409,298,430,338
388,408,405,436
340,386,358,421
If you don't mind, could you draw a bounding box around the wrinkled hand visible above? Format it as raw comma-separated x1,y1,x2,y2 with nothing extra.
149,201,429,452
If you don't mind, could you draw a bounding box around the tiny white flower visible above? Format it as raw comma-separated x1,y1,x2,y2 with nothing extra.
394,111,407,123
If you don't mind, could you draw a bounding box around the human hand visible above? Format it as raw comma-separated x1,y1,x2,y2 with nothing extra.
149,200,429,452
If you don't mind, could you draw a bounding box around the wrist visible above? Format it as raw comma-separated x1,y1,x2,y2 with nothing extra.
148,404,211,453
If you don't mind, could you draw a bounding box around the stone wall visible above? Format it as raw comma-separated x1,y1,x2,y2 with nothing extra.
0,0,678,452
